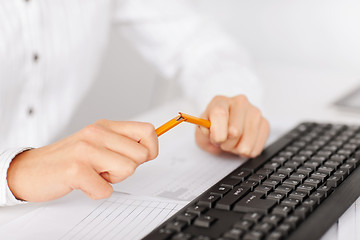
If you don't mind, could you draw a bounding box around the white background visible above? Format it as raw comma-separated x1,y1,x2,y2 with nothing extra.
63,0,360,138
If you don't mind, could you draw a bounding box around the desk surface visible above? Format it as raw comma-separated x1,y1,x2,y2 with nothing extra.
1,65,359,239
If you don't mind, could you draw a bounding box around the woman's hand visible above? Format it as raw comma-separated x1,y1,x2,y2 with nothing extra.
196,95,270,158
7,120,158,202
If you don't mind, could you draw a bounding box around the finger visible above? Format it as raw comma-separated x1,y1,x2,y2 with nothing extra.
75,167,113,200
195,127,222,155
250,119,270,157
76,143,139,181
198,113,210,137
220,101,248,151
94,121,158,160
87,126,151,164
236,107,262,156
207,97,230,144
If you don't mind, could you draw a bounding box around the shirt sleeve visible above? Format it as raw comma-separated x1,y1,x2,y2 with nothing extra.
0,148,30,206
112,0,263,112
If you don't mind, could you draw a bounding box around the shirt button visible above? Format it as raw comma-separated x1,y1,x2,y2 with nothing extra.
27,107,34,116
33,53,39,62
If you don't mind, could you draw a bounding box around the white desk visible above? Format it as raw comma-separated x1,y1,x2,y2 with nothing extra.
1,64,359,239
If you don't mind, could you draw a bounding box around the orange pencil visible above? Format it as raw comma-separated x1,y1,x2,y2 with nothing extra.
155,112,211,137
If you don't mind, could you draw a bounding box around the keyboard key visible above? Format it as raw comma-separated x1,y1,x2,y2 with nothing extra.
337,149,352,157
172,232,192,240
223,228,244,240
157,228,176,239
254,185,273,196
297,167,314,177
231,169,252,180
292,155,308,163
256,168,274,177
210,185,231,197
248,174,267,184
294,206,311,219
281,198,300,209
198,194,221,208
264,162,281,171
271,156,288,165
187,205,208,216
276,223,292,236
317,150,333,158
216,186,251,210
267,231,285,240
277,167,295,176
326,175,342,188
284,160,301,169
283,215,301,228
234,192,276,214
166,220,187,232
243,212,263,223
272,205,292,217
324,160,341,170
267,192,285,203
304,178,322,188
304,161,320,170
310,156,327,164
282,179,300,188
330,154,347,164
193,215,217,228
243,230,264,240
220,177,243,188
274,186,293,197
288,191,307,202
310,191,326,204
240,180,259,190
289,172,307,182
262,214,283,226
253,222,274,234
233,220,254,231
311,172,328,182
192,235,211,240
347,158,360,167
296,184,315,195
340,163,355,174
334,169,348,180
263,179,281,188
270,172,287,182
317,166,335,176
302,199,318,211
176,212,197,224
317,185,333,197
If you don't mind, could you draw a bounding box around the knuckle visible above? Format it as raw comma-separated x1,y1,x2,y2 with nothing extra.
137,147,149,162
124,161,137,177
142,123,156,137
74,140,94,155
228,126,241,138
252,107,262,118
212,95,226,103
82,124,103,138
212,106,228,117
233,95,248,104
95,118,108,126
65,161,83,179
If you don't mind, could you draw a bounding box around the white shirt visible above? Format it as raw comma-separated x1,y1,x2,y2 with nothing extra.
0,0,261,206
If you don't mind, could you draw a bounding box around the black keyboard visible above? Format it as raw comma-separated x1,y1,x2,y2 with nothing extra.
143,122,360,240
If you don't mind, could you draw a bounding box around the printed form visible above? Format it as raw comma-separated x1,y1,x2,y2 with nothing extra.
0,124,244,240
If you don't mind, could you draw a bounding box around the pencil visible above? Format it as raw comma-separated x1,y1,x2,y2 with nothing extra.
155,112,211,137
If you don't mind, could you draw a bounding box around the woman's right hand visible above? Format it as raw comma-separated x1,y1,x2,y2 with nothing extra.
7,120,159,202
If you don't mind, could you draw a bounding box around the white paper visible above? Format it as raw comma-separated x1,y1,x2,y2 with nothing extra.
113,123,246,201
0,192,187,240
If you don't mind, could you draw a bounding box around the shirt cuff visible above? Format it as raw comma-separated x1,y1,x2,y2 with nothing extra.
0,148,32,206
